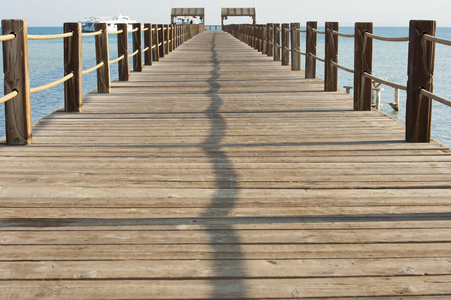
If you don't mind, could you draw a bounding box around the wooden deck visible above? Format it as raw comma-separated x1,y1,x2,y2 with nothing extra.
1,31,451,299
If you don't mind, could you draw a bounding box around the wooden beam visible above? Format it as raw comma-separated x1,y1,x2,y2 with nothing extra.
133,23,143,72
64,22,83,112
94,23,111,93
281,24,290,66
353,22,373,111
325,22,339,91
273,24,280,62
117,23,129,81
1,19,32,145
406,20,436,142
144,23,152,66
305,21,317,79
291,22,301,71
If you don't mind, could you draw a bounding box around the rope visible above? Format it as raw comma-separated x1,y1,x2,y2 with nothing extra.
364,32,409,42
142,27,149,32
129,27,139,33
82,62,104,75
312,28,325,34
0,34,16,42
423,34,451,46
310,53,325,63
0,90,19,105
108,29,124,35
420,88,451,107
143,46,149,52
330,61,354,74
129,49,139,58
82,30,103,37
109,55,125,65
151,45,157,49
332,30,354,38
28,32,73,40
362,72,407,90
30,73,74,94
294,49,306,55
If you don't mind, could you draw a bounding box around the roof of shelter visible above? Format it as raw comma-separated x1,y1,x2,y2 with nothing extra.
171,8,205,17
221,8,256,17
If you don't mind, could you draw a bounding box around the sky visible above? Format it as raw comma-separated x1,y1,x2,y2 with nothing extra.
1,0,450,27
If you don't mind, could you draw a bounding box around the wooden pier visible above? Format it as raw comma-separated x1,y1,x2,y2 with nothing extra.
1,31,451,299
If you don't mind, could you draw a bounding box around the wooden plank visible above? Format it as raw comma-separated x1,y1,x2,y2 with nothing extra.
1,31,451,299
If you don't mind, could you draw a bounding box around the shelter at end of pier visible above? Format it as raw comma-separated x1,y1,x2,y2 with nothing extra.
221,7,256,26
171,8,205,24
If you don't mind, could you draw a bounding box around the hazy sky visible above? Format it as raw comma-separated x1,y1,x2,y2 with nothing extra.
2,0,450,27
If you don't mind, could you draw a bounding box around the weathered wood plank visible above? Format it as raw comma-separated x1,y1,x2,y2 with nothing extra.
0,31,451,299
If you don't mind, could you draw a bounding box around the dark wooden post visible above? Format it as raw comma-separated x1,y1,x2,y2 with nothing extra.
305,21,317,79
281,23,290,66
152,24,160,61
267,23,273,57
406,20,436,142
133,23,142,72
274,24,281,61
325,22,339,91
291,22,301,71
2,19,32,145
94,23,111,93
117,23,129,81
144,23,152,66
262,25,268,55
64,22,82,113
165,25,170,54
159,25,165,58
354,22,373,111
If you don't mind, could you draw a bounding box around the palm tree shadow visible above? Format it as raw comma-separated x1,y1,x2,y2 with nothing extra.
200,32,248,297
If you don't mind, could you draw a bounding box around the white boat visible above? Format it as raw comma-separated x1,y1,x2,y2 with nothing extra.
173,16,203,25
81,15,137,32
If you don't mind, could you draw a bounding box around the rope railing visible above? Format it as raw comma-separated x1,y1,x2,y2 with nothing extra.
0,34,17,42
423,34,451,46
331,30,354,38
108,29,124,35
29,73,74,94
28,32,73,40
109,55,125,65
0,90,19,105
312,28,325,34
82,62,105,75
363,72,407,91
330,61,354,74
129,27,139,33
82,30,103,37
364,32,409,42
310,53,325,63
420,89,451,107
128,49,139,58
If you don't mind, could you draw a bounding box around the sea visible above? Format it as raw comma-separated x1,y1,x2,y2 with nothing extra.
1,26,450,147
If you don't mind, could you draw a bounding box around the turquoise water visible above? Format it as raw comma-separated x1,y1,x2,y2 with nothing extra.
0,26,450,147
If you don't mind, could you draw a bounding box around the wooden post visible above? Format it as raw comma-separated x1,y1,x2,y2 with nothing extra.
1,19,32,145
152,24,160,61
117,23,129,81
165,25,170,54
267,23,273,57
305,21,317,78
159,25,165,58
262,25,268,55
94,23,111,93
291,22,301,71
144,23,152,66
64,22,82,113
406,20,436,142
353,22,373,111
281,23,290,66
133,23,142,72
274,24,280,61
325,22,339,91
